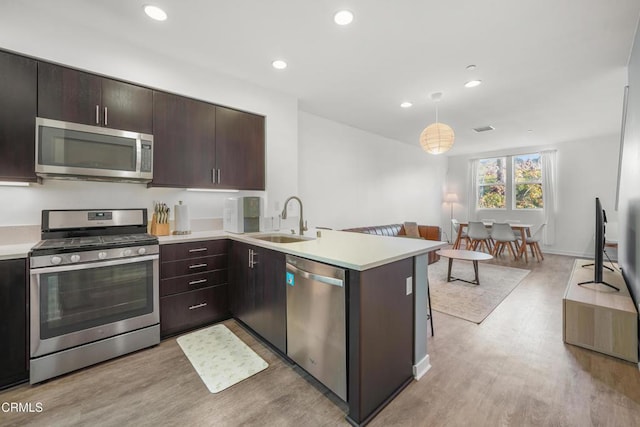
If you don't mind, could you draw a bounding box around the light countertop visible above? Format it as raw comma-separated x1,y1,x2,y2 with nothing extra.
0,243,36,260
0,229,447,270
161,229,447,271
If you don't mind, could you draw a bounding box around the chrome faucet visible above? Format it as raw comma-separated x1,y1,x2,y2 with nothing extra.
281,196,308,236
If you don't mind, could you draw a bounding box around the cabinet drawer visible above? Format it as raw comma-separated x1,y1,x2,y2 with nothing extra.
160,285,229,337
160,269,228,297
161,254,227,278
161,240,228,262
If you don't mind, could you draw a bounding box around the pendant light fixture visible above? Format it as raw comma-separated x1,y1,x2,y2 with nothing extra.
420,92,455,155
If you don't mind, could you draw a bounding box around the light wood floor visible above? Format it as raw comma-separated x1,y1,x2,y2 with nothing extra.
2,254,639,426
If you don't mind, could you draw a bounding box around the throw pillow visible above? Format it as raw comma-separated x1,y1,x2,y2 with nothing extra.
403,222,421,238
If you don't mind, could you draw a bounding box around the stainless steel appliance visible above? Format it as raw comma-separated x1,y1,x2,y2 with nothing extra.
223,197,262,233
29,209,160,384
286,255,347,401
35,117,153,182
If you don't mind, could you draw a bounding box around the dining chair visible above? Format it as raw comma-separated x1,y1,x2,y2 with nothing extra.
451,219,470,249
467,221,493,253
506,219,522,249
525,223,546,261
490,223,518,260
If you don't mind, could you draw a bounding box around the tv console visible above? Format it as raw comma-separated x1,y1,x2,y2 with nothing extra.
563,259,638,363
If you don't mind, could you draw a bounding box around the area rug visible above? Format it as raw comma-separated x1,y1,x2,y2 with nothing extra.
428,260,530,324
176,324,268,393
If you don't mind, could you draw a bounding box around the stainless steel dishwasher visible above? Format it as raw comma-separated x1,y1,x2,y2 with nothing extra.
286,254,346,401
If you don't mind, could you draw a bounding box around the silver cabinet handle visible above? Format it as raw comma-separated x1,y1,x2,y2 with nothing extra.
104,107,108,126
250,249,258,268
217,168,221,184
189,278,208,285
248,249,253,268
188,302,208,310
188,248,208,253
212,168,216,183
189,263,207,269
96,105,100,124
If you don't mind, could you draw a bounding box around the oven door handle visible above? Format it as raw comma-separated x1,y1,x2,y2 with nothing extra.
31,254,159,274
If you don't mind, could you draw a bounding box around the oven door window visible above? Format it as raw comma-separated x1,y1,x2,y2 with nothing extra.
39,260,154,339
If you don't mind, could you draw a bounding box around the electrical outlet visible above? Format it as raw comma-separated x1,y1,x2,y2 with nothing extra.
406,277,412,295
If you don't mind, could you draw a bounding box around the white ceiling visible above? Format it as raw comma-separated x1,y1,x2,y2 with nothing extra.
2,0,639,155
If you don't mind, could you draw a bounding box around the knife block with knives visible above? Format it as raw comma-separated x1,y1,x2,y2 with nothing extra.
151,202,170,236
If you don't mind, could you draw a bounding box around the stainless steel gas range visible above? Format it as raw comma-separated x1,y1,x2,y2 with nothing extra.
29,209,160,384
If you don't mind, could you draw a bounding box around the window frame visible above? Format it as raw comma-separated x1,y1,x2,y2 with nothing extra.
476,156,507,210
475,152,544,212
511,153,544,211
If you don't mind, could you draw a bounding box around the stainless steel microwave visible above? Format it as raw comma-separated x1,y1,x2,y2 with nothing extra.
35,117,153,183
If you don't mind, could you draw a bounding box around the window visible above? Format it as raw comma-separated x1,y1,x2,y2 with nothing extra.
476,153,543,210
513,153,543,209
477,157,506,209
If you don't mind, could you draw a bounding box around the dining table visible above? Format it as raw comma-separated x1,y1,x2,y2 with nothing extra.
453,221,537,262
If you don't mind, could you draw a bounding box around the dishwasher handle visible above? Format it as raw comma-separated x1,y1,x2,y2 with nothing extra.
287,263,344,287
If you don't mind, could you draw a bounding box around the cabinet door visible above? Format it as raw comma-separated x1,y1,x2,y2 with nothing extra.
101,79,152,134
0,259,28,390
215,106,265,190
229,241,254,324
253,247,286,353
160,285,229,338
38,62,102,126
0,51,37,182
152,91,216,187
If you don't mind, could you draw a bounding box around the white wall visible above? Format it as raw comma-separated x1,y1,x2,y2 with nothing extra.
445,136,621,257
298,112,448,230
0,39,298,228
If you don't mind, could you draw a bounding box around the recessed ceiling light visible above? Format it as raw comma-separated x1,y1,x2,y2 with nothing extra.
144,5,167,21
400,102,413,108
466,64,477,71
272,60,287,70
334,10,354,25
464,80,482,88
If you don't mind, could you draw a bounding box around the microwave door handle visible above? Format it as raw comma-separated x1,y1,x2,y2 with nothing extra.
136,138,142,175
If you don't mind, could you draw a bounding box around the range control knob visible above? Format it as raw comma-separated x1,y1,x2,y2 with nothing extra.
70,254,80,263
123,249,132,257
138,247,146,255
98,251,108,260
50,256,62,265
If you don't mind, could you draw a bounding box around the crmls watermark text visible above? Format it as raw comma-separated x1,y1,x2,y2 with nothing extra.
1,402,44,413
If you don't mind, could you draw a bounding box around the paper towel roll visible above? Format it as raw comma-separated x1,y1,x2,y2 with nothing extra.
174,201,191,234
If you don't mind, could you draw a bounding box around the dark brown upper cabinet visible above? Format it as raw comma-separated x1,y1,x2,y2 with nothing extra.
38,62,152,134
152,91,216,188
215,106,265,190
151,92,265,190
0,50,37,182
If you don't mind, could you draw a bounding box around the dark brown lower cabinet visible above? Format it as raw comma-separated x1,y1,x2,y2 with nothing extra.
347,257,414,425
160,285,229,337
230,241,286,353
159,240,230,338
0,258,28,390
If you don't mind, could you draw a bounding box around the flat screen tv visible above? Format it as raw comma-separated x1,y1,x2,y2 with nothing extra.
578,197,619,291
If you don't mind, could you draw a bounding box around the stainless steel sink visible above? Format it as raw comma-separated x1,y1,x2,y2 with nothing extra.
250,234,313,243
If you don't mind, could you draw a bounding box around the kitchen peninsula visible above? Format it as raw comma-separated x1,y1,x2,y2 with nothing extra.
159,229,447,426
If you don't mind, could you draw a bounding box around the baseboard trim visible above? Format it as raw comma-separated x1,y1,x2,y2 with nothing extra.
413,354,431,380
